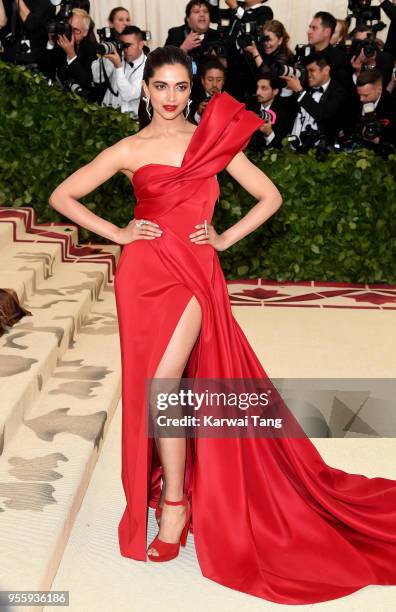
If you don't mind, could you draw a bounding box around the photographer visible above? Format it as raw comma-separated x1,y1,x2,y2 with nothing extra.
284,52,349,147
223,0,274,102
191,58,226,123
222,0,273,40
247,69,295,152
380,0,396,59
355,67,396,147
164,0,220,96
244,19,294,72
244,19,297,105
41,8,96,96
350,24,394,87
91,26,146,117
307,11,353,90
2,0,55,66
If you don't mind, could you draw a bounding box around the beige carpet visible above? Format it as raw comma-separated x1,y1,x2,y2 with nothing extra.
1,207,395,612
47,303,396,612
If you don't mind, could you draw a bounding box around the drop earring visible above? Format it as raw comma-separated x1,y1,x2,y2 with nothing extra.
143,94,152,120
185,98,192,119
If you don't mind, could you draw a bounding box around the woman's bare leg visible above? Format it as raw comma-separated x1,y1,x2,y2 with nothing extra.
147,295,202,556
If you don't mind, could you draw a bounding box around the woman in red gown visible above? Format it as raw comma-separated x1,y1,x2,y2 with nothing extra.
49,46,396,605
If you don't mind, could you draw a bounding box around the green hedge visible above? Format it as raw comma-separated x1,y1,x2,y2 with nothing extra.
1,61,395,283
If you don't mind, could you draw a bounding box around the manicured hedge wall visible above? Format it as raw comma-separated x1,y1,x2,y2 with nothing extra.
1,61,395,283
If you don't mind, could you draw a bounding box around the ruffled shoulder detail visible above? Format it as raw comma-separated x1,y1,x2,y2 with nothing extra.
183,91,265,176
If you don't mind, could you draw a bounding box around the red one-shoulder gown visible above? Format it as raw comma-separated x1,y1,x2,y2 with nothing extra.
114,91,396,605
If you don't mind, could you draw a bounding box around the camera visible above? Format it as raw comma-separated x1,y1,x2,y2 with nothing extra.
270,44,310,84
201,39,228,59
45,1,77,41
347,0,386,33
358,102,388,140
288,126,331,160
238,21,265,50
271,63,304,80
348,0,381,23
96,27,125,57
258,108,277,125
349,35,378,59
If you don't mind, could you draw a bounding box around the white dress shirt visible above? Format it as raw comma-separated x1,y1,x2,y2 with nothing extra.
91,52,147,117
292,79,331,138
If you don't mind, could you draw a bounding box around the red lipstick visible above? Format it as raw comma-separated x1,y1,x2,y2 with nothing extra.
163,105,177,111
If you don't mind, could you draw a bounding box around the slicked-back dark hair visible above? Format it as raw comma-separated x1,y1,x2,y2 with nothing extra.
314,11,337,36
121,25,143,40
201,58,226,78
306,51,331,70
138,46,193,129
356,68,383,87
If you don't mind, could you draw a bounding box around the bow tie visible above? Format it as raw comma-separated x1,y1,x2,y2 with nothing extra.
311,86,324,93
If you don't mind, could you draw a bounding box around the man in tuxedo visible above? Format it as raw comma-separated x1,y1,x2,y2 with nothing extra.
307,11,353,90
1,0,55,65
355,68,396,147
283,52,349,146
191,58,226,124
247,69,296,151
91,26,146,116
41,8,96,97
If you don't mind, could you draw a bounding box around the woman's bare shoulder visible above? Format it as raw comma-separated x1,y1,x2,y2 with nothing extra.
106,133,148,179
119,123,198,178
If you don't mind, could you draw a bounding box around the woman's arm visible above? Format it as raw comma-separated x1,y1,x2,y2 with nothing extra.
190,152,282,251
49,138,158,244
220,152,282,249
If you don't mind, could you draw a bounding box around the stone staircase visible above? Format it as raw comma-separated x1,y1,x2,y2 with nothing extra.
0,207,122,610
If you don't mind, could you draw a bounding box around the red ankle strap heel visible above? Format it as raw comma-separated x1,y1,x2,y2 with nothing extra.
148,494,191,562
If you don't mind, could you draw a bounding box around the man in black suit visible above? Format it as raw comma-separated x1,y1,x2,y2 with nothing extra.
219,0,273,39
219,0,273,103
247,69,296,151
307,11,353,90
165,0,221,96
190,58,226,124
41,8,96,97
356,68,396,147
1,0,55,65
282,52,349,146
165,0,218,62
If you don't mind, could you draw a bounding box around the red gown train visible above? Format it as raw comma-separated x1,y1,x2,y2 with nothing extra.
114,91,396,605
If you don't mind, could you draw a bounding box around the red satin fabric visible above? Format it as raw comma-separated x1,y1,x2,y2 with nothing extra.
114,91,396,605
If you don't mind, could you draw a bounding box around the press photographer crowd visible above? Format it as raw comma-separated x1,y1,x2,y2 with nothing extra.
1,0,396,157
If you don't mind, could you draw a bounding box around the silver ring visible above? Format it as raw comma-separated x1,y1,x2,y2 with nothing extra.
137,219,147,227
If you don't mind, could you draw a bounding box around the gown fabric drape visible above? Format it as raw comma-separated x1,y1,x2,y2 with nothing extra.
114,91,396,605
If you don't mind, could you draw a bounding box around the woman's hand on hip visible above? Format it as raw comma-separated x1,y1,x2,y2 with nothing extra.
189,222,228,251
115,219,163,245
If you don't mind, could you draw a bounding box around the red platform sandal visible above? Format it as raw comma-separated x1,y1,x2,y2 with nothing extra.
147,494,191,562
